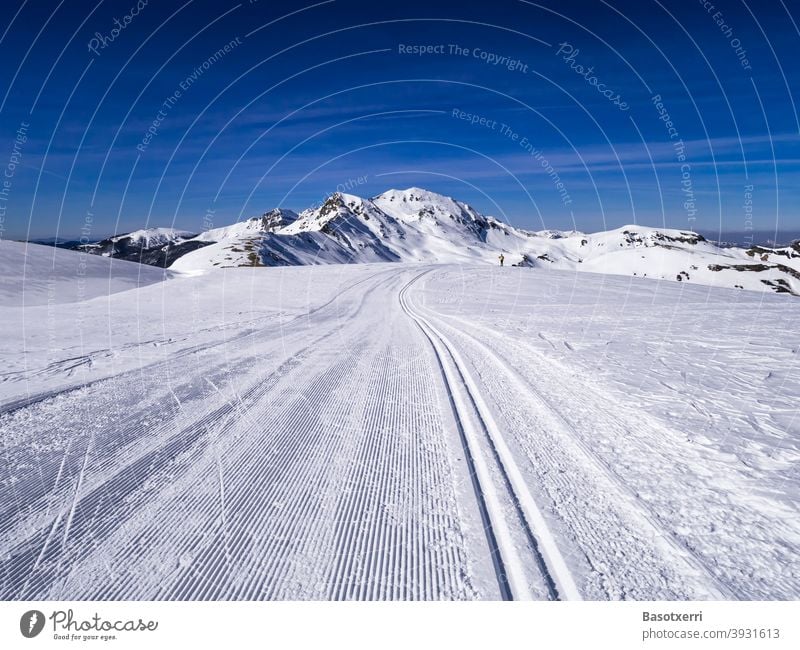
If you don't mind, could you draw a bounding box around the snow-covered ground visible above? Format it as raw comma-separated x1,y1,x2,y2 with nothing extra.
1,256,798,600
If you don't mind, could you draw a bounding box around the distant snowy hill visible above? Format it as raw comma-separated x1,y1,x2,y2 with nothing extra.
26,188,800,295
515,226,800,295
72,227,210,267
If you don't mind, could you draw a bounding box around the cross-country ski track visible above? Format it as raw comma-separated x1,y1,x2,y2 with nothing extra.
1,264,799,600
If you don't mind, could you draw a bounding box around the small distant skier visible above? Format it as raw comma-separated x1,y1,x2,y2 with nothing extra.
498,253,505,267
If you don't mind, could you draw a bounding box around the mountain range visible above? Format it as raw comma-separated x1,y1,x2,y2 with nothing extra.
31,187,800,295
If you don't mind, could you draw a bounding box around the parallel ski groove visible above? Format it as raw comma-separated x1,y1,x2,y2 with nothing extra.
399,272,581,600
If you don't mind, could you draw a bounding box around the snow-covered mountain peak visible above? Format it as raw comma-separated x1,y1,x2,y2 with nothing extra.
373,187,475,220
196,208,298,242
284,188,485,235
283,192,391,235
374,187,454,203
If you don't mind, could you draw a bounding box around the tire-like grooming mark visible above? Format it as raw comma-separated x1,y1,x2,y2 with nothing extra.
0,269,478,600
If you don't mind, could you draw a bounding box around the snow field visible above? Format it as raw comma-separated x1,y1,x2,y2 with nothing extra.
1,261,798,599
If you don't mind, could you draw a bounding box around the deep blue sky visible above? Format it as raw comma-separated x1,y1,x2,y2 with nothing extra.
1,0,799,240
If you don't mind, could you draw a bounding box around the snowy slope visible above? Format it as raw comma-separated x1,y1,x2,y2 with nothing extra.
1,262,798,600
0,239,167,306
